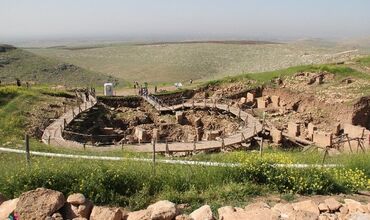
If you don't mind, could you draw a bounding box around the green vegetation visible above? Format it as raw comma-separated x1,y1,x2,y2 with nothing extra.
201,63,370,88
0,152,368,211
0,48,119,87
357,56,370,67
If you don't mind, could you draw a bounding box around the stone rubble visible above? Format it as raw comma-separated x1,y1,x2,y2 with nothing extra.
1,188,370,219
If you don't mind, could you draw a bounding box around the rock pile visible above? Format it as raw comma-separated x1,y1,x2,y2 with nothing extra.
1,188,370,219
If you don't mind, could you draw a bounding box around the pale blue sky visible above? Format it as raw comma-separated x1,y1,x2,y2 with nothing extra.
1,0,370,42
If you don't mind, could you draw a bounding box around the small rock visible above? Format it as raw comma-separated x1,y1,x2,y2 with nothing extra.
292,200,320,216
90,206,122,220
0,198,19,220
189,205,214,220
67,193,86,206
52,212,64,220
16,188,65,220
318,203,329,212
147,200,177,220
324,198,342,212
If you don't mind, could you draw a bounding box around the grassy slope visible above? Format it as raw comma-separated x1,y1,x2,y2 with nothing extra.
0,48,120,87
27,41,349,84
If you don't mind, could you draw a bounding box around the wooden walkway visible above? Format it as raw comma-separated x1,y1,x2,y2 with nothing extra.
42,95,263,153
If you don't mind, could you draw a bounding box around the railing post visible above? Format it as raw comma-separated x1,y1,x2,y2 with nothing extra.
241,133,245,143
63,104,66,113
192,99,195,109
152,138,156,176
25,134,30,165
165,139,169,156
48,135,51,145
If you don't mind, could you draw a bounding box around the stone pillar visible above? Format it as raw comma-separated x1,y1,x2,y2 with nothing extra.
307,123,316,140
271,128,282,144
247,92,255,102
175,111,184,124
288,122,300,137
271,95,280,108
256,97,267,109
313,131,332,148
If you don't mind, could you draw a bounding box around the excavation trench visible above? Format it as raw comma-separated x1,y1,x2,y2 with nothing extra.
63,96,243,146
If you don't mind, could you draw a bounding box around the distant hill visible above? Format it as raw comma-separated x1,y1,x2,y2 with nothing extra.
28,41,367,84
0,46,119,87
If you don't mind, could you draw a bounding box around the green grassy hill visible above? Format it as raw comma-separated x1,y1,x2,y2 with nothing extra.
27,41,360,84
0,46,120,87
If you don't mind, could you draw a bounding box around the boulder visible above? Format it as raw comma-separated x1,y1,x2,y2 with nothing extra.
61,203,79,219
78,199,94,218
222,207,279,220
175,214,193,220
318,213,338,220
0,198,19,220
318,203,329,212
62,197,93,219
220,210,250,220
16,188,65,220
272,203,294,219
147,200,177,220
90,206,122,220
292,200,320,216
339,205,349,215
293,210,319,220
127,209,151,220
189,205,214,220
346,212,370,220
324,198,342,212
217,206,235,219
67,193,86,206
345,199,366,213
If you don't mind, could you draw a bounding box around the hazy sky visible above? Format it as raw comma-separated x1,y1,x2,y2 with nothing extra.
1,0,370,43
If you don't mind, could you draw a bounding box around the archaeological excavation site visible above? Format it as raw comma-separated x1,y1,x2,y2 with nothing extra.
40,68,370,157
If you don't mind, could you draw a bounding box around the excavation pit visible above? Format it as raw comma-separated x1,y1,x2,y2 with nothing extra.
63,96,243,146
